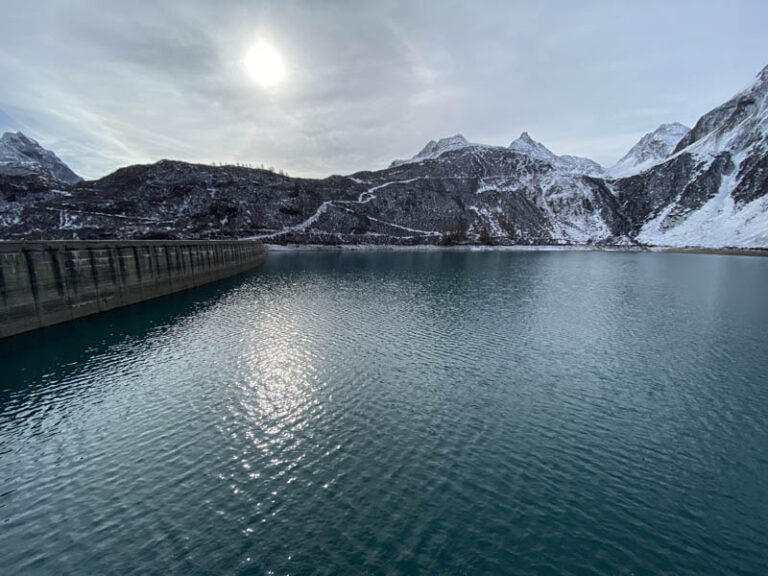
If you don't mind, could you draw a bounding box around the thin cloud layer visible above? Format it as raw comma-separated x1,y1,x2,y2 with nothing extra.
1,0,767,179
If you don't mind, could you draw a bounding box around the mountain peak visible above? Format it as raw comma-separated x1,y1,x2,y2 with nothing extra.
757,63,768,84
390,133,474,167
421,134,469,154
658,122,690,132
608,122,690,178
1,131,38,148
442,133,468,145
508,132,604,176
509,132,557,161
0,130,82,185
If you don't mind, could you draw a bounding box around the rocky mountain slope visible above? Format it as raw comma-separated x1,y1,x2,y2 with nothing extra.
1,64,766,248
608,123,690,178
613,65,768,248
0,132,81,185
508,132,606,177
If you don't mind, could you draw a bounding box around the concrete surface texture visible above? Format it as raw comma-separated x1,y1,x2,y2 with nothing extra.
0,240,265,338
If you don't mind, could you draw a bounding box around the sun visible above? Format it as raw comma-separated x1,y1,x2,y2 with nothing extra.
244,41,286,88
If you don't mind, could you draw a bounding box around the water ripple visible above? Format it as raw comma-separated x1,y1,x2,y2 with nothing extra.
1,251,767,575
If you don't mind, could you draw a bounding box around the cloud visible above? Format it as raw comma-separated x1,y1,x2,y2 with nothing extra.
1,0,767,179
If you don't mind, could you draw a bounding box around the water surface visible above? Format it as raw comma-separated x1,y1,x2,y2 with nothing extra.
1,251,767,575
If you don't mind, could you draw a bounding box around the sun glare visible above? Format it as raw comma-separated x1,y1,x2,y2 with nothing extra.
244,41,286,88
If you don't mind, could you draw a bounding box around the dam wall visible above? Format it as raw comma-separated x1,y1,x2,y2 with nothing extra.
0,240,265,339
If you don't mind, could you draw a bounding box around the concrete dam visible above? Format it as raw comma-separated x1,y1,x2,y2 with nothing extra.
0,240,265,338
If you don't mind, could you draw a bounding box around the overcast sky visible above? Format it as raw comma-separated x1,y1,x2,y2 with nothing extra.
1,0,767,180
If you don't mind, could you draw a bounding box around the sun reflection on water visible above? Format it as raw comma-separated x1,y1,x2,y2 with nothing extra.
227,307,327,487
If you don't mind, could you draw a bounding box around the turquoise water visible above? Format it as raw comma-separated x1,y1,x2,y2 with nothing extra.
1,251,767,575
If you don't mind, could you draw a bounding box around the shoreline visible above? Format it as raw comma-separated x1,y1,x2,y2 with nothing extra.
264,243,639,253
662,247,768,257
264,243,768,256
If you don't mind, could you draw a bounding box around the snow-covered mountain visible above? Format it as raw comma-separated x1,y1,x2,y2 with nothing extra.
0,132,81,185
390,134,483,167
608,123,690,178
509,132,606,177
0,64,766,248
392,131,605,177
614,64,768,248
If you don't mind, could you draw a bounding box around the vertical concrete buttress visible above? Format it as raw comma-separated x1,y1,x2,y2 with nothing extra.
0,240,265,339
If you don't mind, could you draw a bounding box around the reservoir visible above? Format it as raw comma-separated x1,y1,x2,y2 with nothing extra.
1,250,767,575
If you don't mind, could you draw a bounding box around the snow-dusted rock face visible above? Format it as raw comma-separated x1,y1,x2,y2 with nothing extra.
0,143,627,245
1,64,766,248
509,132,606,177
0,160,361,241
389,134,483,167
324,144,625,246
392,131,604,178
608,123,690,178
673,65,768,156
508,132,557,162
0,132,81,185
613,65,768,248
